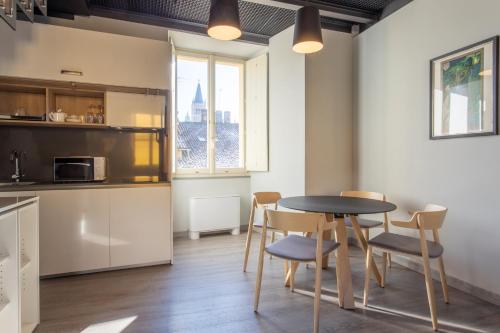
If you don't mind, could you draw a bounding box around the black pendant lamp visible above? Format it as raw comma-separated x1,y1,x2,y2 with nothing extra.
293,6,323,54
208,0,242,41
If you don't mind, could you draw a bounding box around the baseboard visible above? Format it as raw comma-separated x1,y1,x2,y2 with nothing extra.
388,254,500,306
174,224,249,239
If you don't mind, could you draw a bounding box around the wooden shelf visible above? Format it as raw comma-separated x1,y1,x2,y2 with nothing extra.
0,120,108,129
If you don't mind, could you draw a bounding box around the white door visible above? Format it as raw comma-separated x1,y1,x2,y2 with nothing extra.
38,190,110,276
109,187,171,267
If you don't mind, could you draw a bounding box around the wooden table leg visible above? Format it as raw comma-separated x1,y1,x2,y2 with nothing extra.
321,229,332,268
349,215,382,286
335,217,355,309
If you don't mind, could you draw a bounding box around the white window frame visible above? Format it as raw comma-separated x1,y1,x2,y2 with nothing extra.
173,49,246,177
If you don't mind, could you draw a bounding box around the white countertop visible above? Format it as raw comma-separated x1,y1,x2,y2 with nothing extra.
0,196,38,214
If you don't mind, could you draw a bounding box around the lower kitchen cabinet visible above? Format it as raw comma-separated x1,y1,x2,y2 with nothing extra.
109,187,171,267
0,198,39,333
37,186,172,276
38,189,110,276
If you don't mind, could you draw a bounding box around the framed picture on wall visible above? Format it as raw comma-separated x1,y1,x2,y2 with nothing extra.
430,36,498,139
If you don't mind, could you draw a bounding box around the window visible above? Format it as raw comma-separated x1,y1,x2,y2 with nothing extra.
174,51,245,175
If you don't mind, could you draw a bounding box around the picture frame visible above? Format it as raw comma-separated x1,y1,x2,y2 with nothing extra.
430,36,498,139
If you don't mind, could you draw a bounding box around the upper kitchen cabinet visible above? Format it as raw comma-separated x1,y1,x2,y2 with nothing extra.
106,92,166,128
0,22,170,89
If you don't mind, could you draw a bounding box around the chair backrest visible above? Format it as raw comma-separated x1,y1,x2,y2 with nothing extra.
340,191,385,201
417,204,448,230
253,192,282,206
340,190,385,201
265,209,326,233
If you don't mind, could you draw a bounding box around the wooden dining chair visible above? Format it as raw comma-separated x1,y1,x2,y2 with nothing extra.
243,192,282,272
363,204,448,331
254,209,339,333
341,191,392,267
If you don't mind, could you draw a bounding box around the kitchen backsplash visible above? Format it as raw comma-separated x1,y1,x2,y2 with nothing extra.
0,126,165,182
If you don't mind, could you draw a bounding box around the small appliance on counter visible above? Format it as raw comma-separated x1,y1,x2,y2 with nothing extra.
53,156,106,182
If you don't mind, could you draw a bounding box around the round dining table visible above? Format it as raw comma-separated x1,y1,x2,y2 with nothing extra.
278,196,397,309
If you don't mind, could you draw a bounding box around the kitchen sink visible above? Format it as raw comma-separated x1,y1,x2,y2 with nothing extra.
0,182,36,186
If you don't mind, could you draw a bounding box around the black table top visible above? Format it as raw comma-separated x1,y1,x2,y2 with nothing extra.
278,196,397,215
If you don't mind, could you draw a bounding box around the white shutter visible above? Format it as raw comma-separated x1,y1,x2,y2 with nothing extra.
245,53,268,171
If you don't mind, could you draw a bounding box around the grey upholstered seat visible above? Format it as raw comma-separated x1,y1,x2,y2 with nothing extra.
368,232,444,258
344,216,383,229
265,235,340,262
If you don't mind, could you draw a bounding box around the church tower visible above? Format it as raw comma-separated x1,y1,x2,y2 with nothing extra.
191,82,207,122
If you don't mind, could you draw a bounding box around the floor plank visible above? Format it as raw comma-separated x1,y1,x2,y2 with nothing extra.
36,233,500,332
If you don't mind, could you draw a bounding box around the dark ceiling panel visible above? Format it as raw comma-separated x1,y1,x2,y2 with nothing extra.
90,0,297,38
319,0,391,11
47,0,411,44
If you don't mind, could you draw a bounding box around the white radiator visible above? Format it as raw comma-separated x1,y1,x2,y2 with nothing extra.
189,195,240,240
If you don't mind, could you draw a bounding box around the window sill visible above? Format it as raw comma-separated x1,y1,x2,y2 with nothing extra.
173,173,250,180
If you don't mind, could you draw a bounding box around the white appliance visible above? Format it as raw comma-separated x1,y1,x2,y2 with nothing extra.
189,195,240,240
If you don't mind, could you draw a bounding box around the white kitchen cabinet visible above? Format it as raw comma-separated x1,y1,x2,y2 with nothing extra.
106,92,166,128
0,198,39,333
18,202,39,333
109,187,171,267
0,210,19,333
0,22,170,88
38,190,110,276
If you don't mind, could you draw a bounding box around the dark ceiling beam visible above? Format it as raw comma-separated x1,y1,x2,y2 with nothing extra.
261,0,378,22
90,6,269,45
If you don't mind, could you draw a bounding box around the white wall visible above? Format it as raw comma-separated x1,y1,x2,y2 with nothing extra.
172,177,251,232
354,0,500,295
250,26,306,197
305,29,353,195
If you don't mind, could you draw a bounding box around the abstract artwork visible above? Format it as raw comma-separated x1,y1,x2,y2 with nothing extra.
430,37,498,139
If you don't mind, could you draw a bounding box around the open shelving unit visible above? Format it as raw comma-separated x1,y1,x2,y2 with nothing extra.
0,82,106,127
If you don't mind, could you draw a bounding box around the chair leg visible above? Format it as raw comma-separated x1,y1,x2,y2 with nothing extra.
364,246,373,306
422,255,439,331
388,253,392,268
290,261,298,292
313,255,323,333
362,228,369,241
437,256,449,304
243,221,254,272
269,232,276,259
381,251,387,288
254,229,267,312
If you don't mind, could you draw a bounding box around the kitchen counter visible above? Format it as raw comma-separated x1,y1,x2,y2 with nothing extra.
0,181,171,192
0,195,38,214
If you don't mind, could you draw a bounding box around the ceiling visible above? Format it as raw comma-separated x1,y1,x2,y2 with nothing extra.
46,0,412,45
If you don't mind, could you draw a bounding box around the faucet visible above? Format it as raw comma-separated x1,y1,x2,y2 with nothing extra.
10,150,26,182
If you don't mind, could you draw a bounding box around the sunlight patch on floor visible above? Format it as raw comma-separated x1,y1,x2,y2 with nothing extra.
80,316,138,333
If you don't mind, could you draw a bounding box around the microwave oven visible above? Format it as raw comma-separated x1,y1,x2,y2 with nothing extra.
53,157,106,182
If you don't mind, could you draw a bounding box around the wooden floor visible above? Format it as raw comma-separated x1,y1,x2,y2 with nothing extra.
36,233,500,333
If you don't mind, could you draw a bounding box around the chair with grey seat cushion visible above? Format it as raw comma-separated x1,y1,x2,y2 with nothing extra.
243,192,282,272
341,191,392,269
254,209,339,333
363,204,449,331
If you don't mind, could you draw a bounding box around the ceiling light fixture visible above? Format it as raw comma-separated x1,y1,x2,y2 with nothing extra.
293,6,324,54
207,0,242,41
